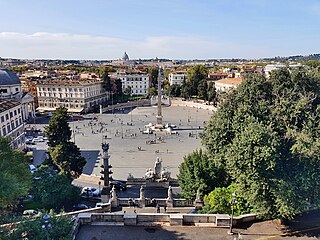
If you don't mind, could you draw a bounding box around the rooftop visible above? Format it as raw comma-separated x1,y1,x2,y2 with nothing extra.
37,79,103,86
0,69,20,86
0,99,20,113
214,77,243,86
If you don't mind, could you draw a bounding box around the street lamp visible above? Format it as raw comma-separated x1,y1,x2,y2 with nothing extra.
42,214,52,240
228,192,237,235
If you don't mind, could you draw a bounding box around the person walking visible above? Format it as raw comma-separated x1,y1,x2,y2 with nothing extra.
164,204,167,213
156,203,160,213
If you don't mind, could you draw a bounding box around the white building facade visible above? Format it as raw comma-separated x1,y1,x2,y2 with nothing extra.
0,100,25,148
168,72,186,85
37,79,110,113
115,73,149,95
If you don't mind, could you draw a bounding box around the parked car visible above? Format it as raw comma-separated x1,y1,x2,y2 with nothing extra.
72,204,89,211
29,164,36,174
110,181,127,191
32,136,44,143
80,187,100,197
23,209,42,216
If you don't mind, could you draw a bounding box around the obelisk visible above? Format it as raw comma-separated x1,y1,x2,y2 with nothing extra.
156,67,163,127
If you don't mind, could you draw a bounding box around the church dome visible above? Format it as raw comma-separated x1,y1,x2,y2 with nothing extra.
0,70,20,86
122,52,129,61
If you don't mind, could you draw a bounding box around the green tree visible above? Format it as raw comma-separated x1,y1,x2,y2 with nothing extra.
115,78,123,96
207,82,216,103
202,183,251,215
0,138,31,208
0,215,73,240
169,84,181,97
101,68,112,92
31,168,81,210
181,82,193,99
201,69,320,219
177,149,227,199
123,86,132,96
45,107,71,148
197,79,208,100
49,142,86,178
147,67,159,88
148,87,157,96
186,65,208,96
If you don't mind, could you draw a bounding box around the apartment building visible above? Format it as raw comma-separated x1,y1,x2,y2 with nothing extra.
0,100,24,148
112,73,149,95
168,72,186,85
36,79,109,113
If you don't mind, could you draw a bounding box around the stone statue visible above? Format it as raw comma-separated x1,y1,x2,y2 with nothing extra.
196,189,201,201
139,185,145,199
111,185,117,200
167,186,173,199
145,168,154,180
160,168,171,181
154,157,162,178
102,143,109,153
127,173,134,180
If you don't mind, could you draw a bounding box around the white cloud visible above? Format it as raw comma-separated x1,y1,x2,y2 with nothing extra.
0,31,302,60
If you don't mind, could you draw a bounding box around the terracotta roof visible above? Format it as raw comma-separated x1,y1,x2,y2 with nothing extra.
215,77,243,86
208,72,228,76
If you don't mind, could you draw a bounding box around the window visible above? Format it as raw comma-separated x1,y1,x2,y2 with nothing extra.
7,125,10,133
18,108,20,114
3,127,6,136
15,87,19,92
10,112,13,118
2,89,8,93
15,120,19,127
14,110,17,115
1,116,4,123
11,122,15,130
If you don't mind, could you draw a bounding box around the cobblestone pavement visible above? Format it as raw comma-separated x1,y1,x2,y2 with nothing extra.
32,105,212,186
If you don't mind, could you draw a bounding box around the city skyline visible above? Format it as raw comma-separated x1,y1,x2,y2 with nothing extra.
0,0,319,60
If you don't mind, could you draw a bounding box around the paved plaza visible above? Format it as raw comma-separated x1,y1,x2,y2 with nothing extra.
32,105,212,186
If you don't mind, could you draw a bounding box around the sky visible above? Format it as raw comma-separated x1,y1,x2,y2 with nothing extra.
0,0,319,60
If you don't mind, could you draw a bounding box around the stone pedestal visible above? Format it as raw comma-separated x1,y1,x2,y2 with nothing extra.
194,200,204,209
101,186,112,203
124,214,137,226
166,198,174,208
170,214,183,226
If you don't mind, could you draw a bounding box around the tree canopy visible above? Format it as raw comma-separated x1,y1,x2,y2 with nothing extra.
45,107,71,147
31,167,81,210
199,68,320,219
49,142,86,178
0,138,31,208
177,149,227,199
45,107,86,178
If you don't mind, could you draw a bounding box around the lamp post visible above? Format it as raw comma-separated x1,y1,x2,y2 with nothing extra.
42,214,51,240
228,192,237,235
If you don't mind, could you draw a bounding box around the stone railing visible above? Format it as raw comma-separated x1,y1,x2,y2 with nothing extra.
114,197,197,208
72,212,258,239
